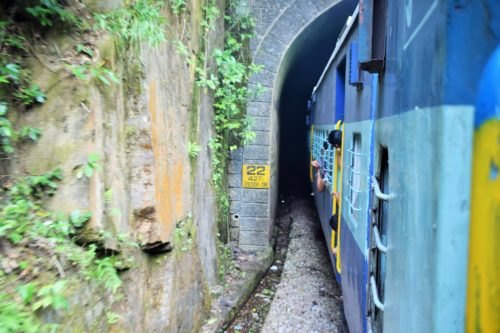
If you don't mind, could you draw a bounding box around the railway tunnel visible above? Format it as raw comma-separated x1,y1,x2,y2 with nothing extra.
229,0,357,251
277,0,357,196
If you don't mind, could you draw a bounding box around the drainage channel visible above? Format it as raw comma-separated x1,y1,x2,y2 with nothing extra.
224,196,348,333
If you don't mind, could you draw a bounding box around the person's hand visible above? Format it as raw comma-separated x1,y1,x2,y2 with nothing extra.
333,191,340,201
311,160,320,169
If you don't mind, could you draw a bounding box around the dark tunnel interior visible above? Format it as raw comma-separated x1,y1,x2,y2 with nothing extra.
278,0,357,197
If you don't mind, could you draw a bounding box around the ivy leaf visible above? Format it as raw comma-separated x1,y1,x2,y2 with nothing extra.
16,283,36,304
4,63,20,81
0,103,7,116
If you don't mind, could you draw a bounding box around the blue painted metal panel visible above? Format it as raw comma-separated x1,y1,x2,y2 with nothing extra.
335,71,345,121
340,218,366,333
444,0,500,105
348,42,362,86
476,46,500,128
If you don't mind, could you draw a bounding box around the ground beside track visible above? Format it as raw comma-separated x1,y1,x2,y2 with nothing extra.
225,196,348,333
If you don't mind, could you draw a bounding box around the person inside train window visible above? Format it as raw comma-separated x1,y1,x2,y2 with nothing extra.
311,129,343,193
328,129,343,201
311,141,328,192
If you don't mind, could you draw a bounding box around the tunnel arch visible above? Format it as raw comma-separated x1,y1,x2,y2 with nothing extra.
229,0,357,251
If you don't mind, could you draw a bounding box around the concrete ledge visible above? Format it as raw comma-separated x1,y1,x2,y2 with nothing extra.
200,247,274,333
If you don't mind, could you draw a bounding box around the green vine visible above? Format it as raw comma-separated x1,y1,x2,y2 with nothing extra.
196,0,261,245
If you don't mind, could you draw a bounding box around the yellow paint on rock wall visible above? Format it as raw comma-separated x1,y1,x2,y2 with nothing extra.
466,120,500,333
148,80,175,242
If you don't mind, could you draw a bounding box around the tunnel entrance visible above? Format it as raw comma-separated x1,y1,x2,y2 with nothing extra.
277,0,357,197
227,0,358,251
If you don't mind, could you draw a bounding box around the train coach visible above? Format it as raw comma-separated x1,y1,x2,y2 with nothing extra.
307,1,499,332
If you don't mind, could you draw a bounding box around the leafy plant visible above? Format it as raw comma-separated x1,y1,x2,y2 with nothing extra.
169,0,187,15
187,141,201,158
19,126,42,142
75,44,94,58
0,63,20,82
76,153,102,179
25,0,80,27
93,0,167,52
14,84,46,105
69,63,119,85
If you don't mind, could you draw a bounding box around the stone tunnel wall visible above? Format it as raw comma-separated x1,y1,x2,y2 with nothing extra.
229,0,343,251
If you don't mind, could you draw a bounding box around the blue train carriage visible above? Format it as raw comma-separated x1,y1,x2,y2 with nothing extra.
309,9,358,284
308,1,500,332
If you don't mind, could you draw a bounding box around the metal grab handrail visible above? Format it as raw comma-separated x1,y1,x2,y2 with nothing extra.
373,225,387,253
370,275,385,311
371,176,396,201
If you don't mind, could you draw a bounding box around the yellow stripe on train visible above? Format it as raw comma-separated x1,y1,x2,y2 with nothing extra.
466,119,500,333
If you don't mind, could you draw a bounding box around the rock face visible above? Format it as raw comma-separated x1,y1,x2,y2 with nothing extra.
11,1,221,331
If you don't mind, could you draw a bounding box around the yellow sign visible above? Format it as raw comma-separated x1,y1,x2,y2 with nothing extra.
242,165,270,189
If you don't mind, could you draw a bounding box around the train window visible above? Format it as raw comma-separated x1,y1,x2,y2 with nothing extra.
349,133,362,219
312,129,335,192
335,57,346,121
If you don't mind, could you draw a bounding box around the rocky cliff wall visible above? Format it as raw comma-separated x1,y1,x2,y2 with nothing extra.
7,0,223,331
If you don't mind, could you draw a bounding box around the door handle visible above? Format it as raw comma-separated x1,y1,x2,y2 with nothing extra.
373,225,387,253
371,176,395,201
370,275,385,311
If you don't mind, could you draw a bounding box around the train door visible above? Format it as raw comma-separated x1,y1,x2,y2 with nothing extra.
332,57,346,273
368,147,391,332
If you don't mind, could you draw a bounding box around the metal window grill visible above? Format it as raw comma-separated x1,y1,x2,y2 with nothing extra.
311,129,335,192
344,147,367,216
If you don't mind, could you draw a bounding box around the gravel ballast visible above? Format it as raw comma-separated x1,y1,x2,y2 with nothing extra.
261,197,348,333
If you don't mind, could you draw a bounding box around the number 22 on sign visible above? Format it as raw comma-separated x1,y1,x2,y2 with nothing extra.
242,165,270,189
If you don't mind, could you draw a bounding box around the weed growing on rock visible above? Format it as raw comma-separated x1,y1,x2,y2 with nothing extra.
93,0,167,52
0,2,139,330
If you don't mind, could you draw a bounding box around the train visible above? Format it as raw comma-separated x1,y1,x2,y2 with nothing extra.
307,1,499,332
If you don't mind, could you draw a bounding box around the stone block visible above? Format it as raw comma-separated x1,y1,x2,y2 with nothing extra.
230,214,240,228
239,230,269,246
244,159,270,165
275,0,289,8
251,116,271,131
295,0,320,22
250,131,270,146
228,159,242,174
247,102,270,117
251,0,275,9
244,145,270,161
239,217,269,231
270,17,297,44
229,187,242,201
229,147,243,161
230,227,239,242
242,188,269,203
230,200,241,214
240,244,269,253
312,0,341,12
262,8,282,22
282,5,307,34
260,34,286,59
228,173,242,188
253,50,279,73
255,23,268,37
240,202,269,218
249,84,272,103
249,69,275,88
